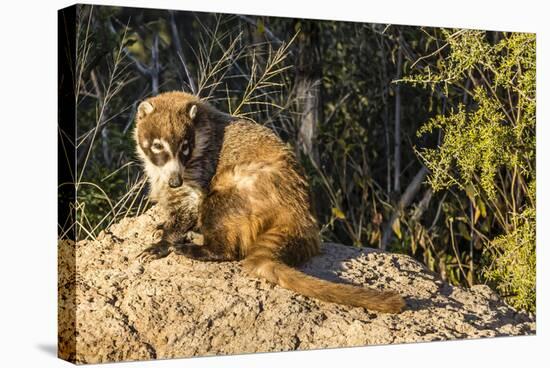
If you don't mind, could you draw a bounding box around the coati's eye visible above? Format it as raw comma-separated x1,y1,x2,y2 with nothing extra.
151,140,164,154
181,139,190,158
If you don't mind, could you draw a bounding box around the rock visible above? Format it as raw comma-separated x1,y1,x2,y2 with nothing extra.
58,206,535,364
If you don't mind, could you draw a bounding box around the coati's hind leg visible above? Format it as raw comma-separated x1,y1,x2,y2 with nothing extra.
176,187,250,263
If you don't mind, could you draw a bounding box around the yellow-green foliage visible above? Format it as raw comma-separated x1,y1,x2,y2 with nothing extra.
417,87,510,199
484,206,536,312
410,31,536,312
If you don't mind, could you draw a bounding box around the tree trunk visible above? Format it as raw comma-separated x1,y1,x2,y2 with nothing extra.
294,21,321,165
393,37,403,193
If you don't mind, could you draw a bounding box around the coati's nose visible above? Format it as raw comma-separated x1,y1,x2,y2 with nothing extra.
168,175,183,188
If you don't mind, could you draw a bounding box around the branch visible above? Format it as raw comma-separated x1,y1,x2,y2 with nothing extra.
236,15,287,49
381,166,429,250
150,34,160,95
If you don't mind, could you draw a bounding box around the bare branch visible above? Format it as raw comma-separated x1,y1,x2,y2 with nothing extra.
236,15,286,48
169,10,197,94
381,166,429,250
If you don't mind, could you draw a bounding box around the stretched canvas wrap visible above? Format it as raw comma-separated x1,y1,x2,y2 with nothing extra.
58,3,536,364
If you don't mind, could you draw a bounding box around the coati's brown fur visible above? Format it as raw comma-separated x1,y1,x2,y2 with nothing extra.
134,91,405,313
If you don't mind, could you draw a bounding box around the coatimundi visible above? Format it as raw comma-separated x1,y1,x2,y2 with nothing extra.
134,91,405,313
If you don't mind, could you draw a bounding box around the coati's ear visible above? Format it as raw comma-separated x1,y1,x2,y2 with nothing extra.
137,101,154,119
188,104,198,120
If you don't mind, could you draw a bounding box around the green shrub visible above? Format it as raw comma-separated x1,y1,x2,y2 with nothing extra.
407,31,536,312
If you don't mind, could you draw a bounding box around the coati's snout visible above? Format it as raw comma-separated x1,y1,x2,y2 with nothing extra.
168,173,183,188
158,156,186,189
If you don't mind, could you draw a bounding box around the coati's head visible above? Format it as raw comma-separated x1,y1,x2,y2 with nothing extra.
134,92,203,190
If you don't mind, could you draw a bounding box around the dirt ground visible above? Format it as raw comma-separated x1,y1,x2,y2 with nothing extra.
58,206,535,364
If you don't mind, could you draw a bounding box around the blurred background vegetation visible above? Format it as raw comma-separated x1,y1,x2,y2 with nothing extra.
63,5,536,312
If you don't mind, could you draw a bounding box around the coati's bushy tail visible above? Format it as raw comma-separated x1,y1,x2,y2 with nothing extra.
242,245,405,314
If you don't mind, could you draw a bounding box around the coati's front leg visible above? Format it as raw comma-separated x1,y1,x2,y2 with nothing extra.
169,241,232,262
138,206,200,263
163,191,240,263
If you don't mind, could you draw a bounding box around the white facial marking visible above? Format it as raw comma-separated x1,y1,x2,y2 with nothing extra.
150,140,180,183
151,138,171,155
162,157,181,179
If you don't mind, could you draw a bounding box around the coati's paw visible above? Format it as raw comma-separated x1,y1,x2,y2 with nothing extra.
182,231,204,245
137,243,171,263
167,243,195,257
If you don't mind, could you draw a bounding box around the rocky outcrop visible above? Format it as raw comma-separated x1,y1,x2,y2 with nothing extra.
58,207,535,364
